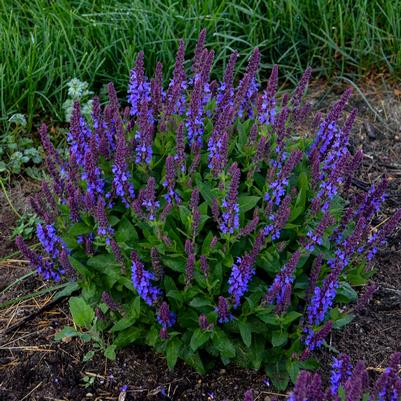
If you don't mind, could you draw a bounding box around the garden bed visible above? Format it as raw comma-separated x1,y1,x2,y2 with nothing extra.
0,80,400,401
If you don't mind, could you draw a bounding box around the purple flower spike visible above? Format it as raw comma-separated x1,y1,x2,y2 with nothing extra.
185,253,195,286
157,301,176,328
216,51,238,113
228,254,255,308
304,320,333,351
134,99,153,164
163,39,186,128
174,123,186,173
208,130,229,176
112,113,135,208
102,291,120,312
258,64,278,126
266,150,302,206
192,28,207,75
59,249,75,277
290,67,312,111
217,296,233,324
235,48,260,118
198,314,210,330
200,255,208,277
330,354,352,395
305,212,333,252
128,51,151,117
163,155,180,204
131,251,161,306
264,251,301,313
220,163,241,234
96,196,114,241
305,255,323,303
142,177,160,221
150,62,164,120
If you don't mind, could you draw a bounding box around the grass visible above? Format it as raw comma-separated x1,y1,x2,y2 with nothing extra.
1,0,401,128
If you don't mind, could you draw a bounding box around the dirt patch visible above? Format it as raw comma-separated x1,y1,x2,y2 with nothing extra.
1,80,401,400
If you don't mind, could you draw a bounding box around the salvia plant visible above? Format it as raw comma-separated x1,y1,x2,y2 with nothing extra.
234,352,401,401
16,30,401,389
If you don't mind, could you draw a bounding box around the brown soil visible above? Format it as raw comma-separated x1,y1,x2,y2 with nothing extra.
0,80,401,401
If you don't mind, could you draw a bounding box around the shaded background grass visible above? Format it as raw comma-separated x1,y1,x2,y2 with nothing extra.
1,0,401,126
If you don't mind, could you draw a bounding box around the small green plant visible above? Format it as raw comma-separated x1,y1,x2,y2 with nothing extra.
54,296,117,362
0,114,43,178
81,374,95,388
12,213,41,240
62,78,93,122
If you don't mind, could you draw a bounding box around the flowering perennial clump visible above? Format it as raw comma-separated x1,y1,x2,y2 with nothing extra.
17,30,400,386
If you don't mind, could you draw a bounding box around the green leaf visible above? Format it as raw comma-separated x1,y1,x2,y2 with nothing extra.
338,385,346,401
104,345,117,361
127,296,141,319
109,215,120,226
161,257,186,272
239,321,252,347
266,362,290,391
196,179,217,206
54,326,79,341
287,361,300,384
83,350,95,362
115,217,138,243
271,331,288,347
333,313,355,329
282,311,302,326
69,297,94,329
212,329,236,358
190,329,210,351
166,337,182,370
179,206,191,228
114,327,142,348
68,222,92,237
189,297,212,308
87,254,120,269
53,281,79,301
68,256,90,277
182,350,206,373
256,310,280,326
166,290,184,306
238,195,260,214
111,317,136,332
336,282,358,303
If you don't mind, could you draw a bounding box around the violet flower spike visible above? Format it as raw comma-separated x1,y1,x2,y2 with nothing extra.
220,162,240,234
142,177,160,221
163,155,180,204
163,39,186,127
157,301,176,328
134,99,153,164
174,123,186,173
258,64,278,126
217,296,233,324
200,255,208,277
95,196,114,243
128,51,151,117
131,251,161,306
228,254,255,308
264,251,301,313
